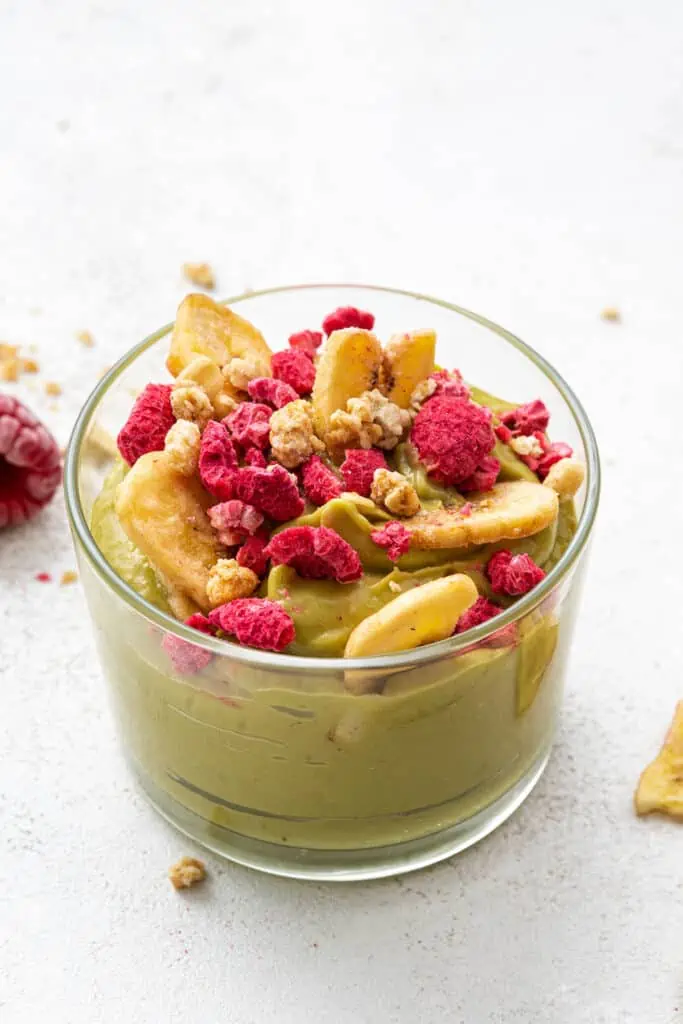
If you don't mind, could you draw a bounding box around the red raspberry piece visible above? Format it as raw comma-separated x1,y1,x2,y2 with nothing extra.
411,395,495,486
162,614,216,674
0,395,62,528
495,423,513,445
300,455,343,505
208,500,264,545
459,455,500,493
460,502,473,517
243,446,267,468
199,420,238,500
236,529,270,576
322,306,375,334
116,383,174,466
501,399,550,437
208,598,295,651
537,442,573,480
265,525,362,583
35,571,52,582
288,330,323,359
340,448,388,496
370,521,411,561
247,377,298,409
487,550,546,596
271,349,316,396
233,464,305,521
430,369,470,400
225,402,272,450
454,597,517,648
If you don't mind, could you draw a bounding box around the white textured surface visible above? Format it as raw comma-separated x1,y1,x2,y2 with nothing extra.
1,1,682,1021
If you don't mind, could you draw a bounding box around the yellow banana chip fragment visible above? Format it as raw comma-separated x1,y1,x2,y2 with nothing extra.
635,702,683,821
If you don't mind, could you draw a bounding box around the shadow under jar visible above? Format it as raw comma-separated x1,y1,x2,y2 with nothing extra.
65,284,600,881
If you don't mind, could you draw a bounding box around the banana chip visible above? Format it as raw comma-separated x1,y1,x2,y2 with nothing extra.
635,702,683,821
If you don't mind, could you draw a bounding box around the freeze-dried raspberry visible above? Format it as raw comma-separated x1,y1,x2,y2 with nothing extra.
537,442,573,480
288,330,323,359
162,615,216,675
370,521,411,561
322,306,375,334
460,502,473,517
340,448,388,496
501,399,550,437
454,597,517,649
487,550,546,596
495,423,513,445
247,376,299,409
198,420,238,500
271,349,316,396
0,394,62,528
411,395,495,486
430,369,470,400
233,464,305,521
236,529,270,576
225,402,272,449
459,455,500,493
243,446,267,468
116,383,174,466
301,455,343,505
265,525,362,583
209,598,295,651
208,500,264,546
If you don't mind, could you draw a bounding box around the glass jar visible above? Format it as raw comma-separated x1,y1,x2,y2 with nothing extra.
65,285,600,880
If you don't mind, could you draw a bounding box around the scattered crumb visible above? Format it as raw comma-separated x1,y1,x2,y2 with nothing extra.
388,580,402,593
21,358,39,373
169,856,206,890
0,358,19,382
35,572,52,582
183,262,216,290
48,402,59,412
0,343,41,381
635,701,683,820
601,307,621,323
44,381,62,396
60,570,78,585
76,329,95,348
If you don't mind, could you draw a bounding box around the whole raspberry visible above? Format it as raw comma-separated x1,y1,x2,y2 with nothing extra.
411,395,495,486
487,550,546,596
199,420,238,500
370,521,411,561
288,330,323,359
243,446,268,468
265,525,362,583
162,614,216,675
454,597,518,649
537,442,573,480
271,350,316,396
209,598,295,651
300,455,343,506
0,395,62,528
430,369,470,400
225,402,272,450
116,383,174,466
340,448,388,496
236,529,270,576
233,464,305,521
459,455,500,493
247,377,299,409
501,399,550,437
208,500,264,545
322,307,375,334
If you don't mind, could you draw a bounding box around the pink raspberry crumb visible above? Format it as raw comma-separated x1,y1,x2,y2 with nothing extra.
233,464,305,521
236,530,270,576
288,330,323,359
208,598,295,651
243,446,268,468
116,383,174,466
35,572,52,582
454,597,518,649
271,349,316,396
495,423,514,445
301,455,343,506
162,615,216,675
459,455,500,493
460,502,473,517
198,420,238,500
370,521,411,562
411,395,495,486
247,377,299,409
225,402,272,450
430,369,470,400
0,394,62,528
537,442,573,480
265,525,362,583
340,448,388,496
208,500,264,546
501,399,550,437
487,550,546,596
322,306,375,334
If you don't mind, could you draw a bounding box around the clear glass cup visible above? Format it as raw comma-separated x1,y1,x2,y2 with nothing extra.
65,285,600,881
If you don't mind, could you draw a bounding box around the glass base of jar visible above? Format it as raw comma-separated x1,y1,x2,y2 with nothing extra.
127,744,552,882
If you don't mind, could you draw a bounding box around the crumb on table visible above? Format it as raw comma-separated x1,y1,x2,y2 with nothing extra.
44,381,62,396
60,570,78,585
35,572,52,582
76,330,95,347
601,307,621,323
182,262,216,290
168,856,206,890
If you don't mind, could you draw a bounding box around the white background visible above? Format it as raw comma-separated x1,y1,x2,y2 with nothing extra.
1,1,682,1021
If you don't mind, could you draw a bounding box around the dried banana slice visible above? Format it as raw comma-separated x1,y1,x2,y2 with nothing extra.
311,328,383,444
402,480,559,550
115,446,223,611
344,573,478,657
166,294,272,388
383,329,436,409
635,702,683,821
543,457,585,498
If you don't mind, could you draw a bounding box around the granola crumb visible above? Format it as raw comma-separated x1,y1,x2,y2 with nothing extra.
206,558,260,607
370,468,420,517
328,390,411,455
76,329,95,347
0,358,19,382
183,262,216,290
171,382,214,428
44,381,62,397
60,570,78,585
168,856,206,890
164,420,201,475
223,356,261,393
270,399,324,469
601,307,621,323
22,358,40,373
388,580,402,593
